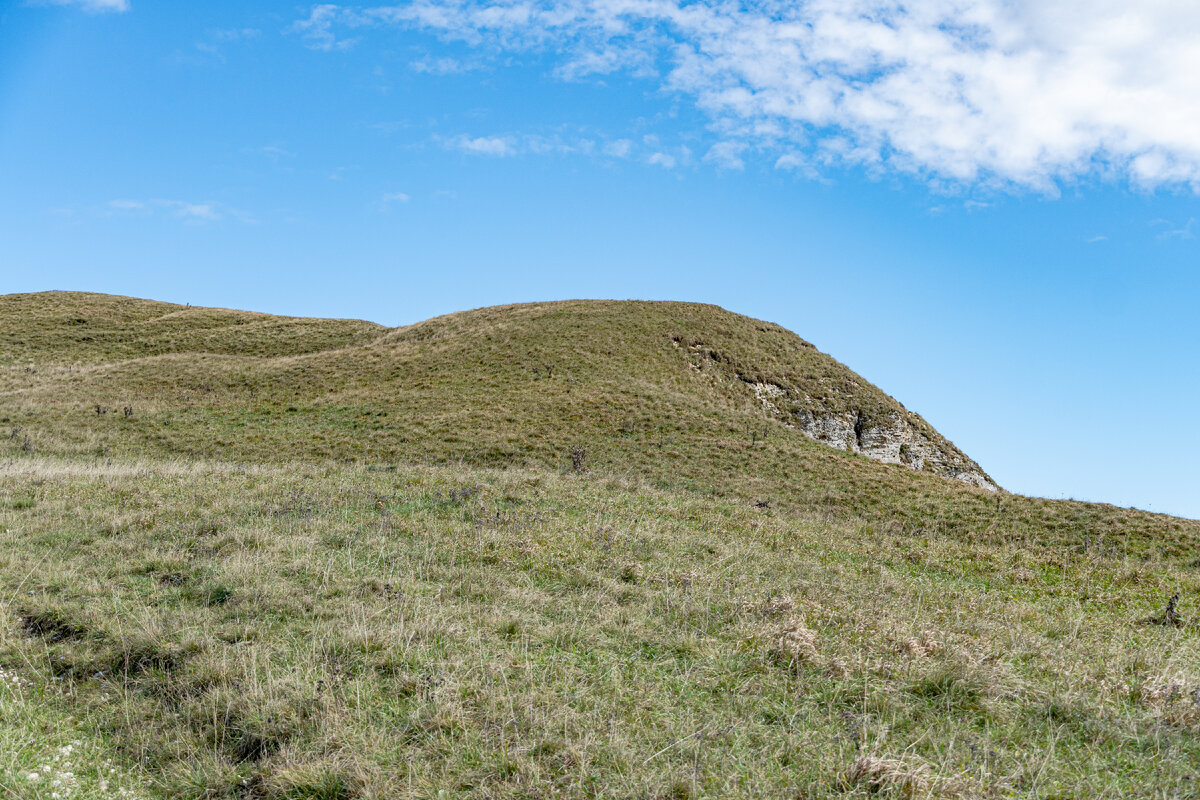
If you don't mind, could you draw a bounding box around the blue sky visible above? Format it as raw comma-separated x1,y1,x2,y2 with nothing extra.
3,0,1200,518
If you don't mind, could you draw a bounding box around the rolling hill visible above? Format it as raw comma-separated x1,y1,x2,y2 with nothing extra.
1,291,1199,799
3,291,989,488
3,291,1195,555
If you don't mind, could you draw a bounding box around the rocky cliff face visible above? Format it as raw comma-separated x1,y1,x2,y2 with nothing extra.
753,382,997,491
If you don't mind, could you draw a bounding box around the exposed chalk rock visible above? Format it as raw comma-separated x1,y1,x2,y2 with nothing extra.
753,382,997,491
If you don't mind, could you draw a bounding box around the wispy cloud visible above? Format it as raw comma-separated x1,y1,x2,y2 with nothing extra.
212,28,260,42
643,136,690,169
646,152,676,169
704,141,745,171
381,191,410,203
164,201,221,222
104,199,251,224
437,130,675,164
290,4,359,51
604,139,633,159
443,135,516,157
248,145,295,162
1151,218,1196,241
294,1,1200,191
191,27,261,62
432,128,693,167
774,153,809,172
410,56,478,75
35,0,128,12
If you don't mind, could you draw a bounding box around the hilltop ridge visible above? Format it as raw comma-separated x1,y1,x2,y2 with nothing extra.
3,291,1197,556
0,291,991,487
0,290,384,364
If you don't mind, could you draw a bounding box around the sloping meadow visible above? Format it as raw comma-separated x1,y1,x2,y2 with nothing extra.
2,456,1199,798
5,293,1197,571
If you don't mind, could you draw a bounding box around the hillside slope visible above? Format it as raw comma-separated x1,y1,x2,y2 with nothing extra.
2,292,1197,558
3,292,986,481
3,292,1200,799
2,456,1199,799
0,290,384,364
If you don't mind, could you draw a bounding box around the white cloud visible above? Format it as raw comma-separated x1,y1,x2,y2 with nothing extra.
774,153,805,172
444,135,516,156
704,141,745,170
604,138,633,158
647,152,676,169
306,0,1200,190
410,56,476,74
212,28,261,42
437,130,674,163
774,152,825,182
290,4,359,51
382,191,411,202
37,0,128,12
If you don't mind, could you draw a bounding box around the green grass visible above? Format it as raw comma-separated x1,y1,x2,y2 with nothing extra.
3,292,1196,563
1,291,1199,798
0,456,1198,798
0,659,153,799
0,291,383,365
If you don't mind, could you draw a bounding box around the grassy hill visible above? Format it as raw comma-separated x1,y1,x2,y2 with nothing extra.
0,291,384,364
2,291,1199,799
3,292,1195,557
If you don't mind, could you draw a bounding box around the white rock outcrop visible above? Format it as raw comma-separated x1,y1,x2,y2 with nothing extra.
753,382,997,491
